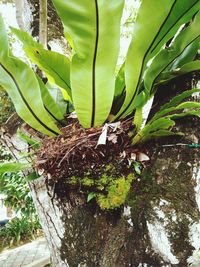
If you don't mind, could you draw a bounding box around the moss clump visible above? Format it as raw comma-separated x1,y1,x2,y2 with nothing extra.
82,177,95,187
67,176,79,185
96,174,111,190
66,172,135,210
97,174,134,210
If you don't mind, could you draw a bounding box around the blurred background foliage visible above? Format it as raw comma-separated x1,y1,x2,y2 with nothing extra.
0,86,15,124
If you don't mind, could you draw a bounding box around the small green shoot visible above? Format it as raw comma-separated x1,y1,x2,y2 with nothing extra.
132,162,142,175
87,192,97,203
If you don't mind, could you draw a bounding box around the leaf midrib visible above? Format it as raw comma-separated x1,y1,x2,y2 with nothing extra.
116,0,198,120
116,0,178,120
91,0,99,127
0,62,58,135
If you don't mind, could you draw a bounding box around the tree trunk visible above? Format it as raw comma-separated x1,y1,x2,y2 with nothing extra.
4,3,200,265
29,116,200,267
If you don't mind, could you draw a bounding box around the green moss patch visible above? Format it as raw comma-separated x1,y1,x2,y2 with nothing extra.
66,171,135,210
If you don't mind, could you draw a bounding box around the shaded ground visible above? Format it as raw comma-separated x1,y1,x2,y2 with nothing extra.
0,237,49,267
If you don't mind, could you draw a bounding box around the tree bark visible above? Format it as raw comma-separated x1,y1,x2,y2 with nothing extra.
39,0,47,47
29,116,200,267
15,0,25,30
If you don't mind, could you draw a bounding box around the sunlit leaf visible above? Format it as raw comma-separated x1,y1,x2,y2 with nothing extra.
53,0,125,127
0,162,31,173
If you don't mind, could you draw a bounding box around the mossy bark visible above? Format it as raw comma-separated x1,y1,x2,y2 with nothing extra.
30,116,200,266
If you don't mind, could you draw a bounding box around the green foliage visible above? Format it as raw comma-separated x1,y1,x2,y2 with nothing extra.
0,148,41,249
132,162,142,175
0,17,61,137
0,1,198,214
113,1,200,120
17,129,40,149
0,162,31,173
87,192,97,203
67,172,135,210
0,217,41,249
96,174,134,210
0,0,14,3
0,86,14,124
0,171,36,218
25,47,72,100
0,149,37,220
53,1,125,128
143,13,200,97
0,1,199,143
132,89,200,144
0,146,12,161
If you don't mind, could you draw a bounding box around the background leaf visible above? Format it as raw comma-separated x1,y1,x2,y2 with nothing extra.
0,162,31,173
25,47,72,99
0,58,60,136
144,12,200,96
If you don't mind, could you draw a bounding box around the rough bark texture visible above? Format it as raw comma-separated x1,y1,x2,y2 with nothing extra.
28,115,200,267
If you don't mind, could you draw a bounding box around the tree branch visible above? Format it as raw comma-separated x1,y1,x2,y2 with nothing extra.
15,0,25,30
39,0,47,47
